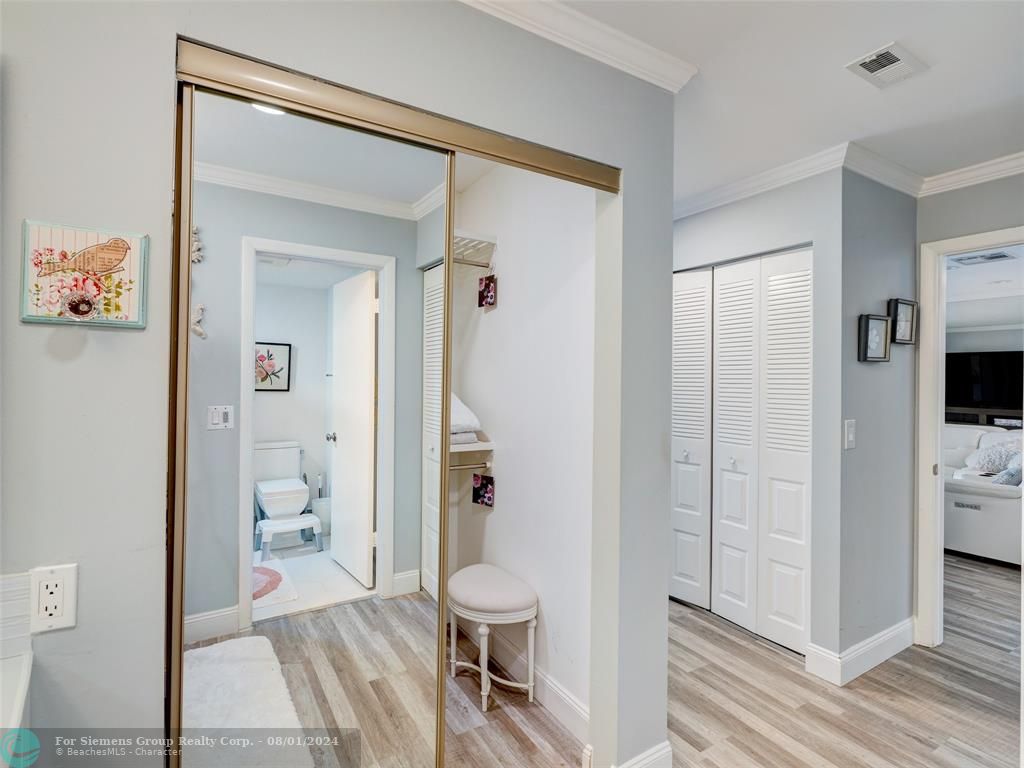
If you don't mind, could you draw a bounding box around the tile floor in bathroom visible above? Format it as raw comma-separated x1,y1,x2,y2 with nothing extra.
253,535,375,622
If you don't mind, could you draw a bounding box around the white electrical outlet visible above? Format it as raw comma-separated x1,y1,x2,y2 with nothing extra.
30,564,78,633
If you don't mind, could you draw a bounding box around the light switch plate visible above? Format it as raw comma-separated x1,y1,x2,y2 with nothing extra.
843,419,856,450
207,405,234,430
30,563,78,633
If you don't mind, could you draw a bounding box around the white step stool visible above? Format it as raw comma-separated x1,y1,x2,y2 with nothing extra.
255,515,322,562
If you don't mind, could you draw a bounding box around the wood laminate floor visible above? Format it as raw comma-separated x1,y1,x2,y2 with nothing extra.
669,553,1021,768
187,591,581,768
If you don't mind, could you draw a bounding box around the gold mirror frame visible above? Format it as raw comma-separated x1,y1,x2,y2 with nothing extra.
167,39,621,768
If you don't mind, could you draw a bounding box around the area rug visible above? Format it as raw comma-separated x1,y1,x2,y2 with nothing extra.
182,636,314,767
252,558,299,608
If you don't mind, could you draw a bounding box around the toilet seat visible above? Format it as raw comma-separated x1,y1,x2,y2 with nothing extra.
255,477,308,499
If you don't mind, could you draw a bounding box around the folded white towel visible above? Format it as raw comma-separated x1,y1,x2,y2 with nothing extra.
451,394,481,434
451,431,479,445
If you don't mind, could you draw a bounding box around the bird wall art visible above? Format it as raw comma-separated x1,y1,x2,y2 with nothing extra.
21,220,148,329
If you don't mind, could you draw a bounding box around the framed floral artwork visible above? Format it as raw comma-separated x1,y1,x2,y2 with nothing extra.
255,342,291,391
858,314,891,362
887,298,919,344
21,220,148,328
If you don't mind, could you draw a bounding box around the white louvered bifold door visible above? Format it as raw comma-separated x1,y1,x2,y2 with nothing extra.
421,265,444,601
711,258,761,632
670,269,712,607
756,249,812,652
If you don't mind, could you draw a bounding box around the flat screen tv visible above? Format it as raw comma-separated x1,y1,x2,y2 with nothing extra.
945,351,1023,410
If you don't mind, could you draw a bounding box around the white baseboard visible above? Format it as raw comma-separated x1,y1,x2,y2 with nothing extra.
391,569,421,597
615,740,673,768
184,605,239,645
456,620,590,744
805,617,913,686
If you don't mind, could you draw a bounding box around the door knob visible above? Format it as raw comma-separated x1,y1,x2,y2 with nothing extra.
729,456,737,467
682,450,690,461
326,432,337,443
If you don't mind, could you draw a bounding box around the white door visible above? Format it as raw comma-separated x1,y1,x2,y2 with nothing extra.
670,268,712,607
329,270,378,588
711,257,761,632
421,265,444,600
756,249,812,652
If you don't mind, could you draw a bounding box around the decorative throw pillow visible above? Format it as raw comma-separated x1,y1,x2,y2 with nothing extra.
993,466,1022,487
966,441,1022,473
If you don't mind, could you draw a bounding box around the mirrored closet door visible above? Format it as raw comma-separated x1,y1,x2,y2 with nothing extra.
178,88,449,767
441,153,597,765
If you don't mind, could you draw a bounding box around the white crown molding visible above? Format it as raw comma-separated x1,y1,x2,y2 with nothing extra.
919,151,1024,197
194,162,423,221
412,183,446,219
673,144,849,219
462,0,697,93
843,143,922,197
675,144,1024,220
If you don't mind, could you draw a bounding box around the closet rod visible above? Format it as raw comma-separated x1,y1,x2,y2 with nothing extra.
453,257,491,269
449,461,491,471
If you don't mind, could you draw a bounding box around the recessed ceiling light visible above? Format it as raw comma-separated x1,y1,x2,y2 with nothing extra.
252,103,285,116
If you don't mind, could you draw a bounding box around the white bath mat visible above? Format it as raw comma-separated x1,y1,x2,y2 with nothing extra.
252,558,299,609
183,636,313,767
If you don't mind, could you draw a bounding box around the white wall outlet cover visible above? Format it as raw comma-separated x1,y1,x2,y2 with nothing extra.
207,405,234,430
29,563,78,633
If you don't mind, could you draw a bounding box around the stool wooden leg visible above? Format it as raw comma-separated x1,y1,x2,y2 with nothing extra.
527,617,537,703
478,623,490,712
449,610,457,678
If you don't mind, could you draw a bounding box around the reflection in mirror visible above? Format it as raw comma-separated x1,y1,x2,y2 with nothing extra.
180,90,447,767
443,155,596,765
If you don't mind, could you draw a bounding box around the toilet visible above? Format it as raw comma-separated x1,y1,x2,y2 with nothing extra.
253,441,321,560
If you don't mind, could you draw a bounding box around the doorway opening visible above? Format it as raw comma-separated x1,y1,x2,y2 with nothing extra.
238,238,397,627
915,225,1024,648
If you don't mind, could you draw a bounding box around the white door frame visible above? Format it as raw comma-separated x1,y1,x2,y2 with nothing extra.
914,225,1024,647
238,236,397,631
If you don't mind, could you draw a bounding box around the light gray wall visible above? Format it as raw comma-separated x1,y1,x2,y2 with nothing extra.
1,3,672,761
416,204,446,268
918,173,1024,244
839,170,918,649
185,182,423,615
673,170,845,653
946,329,1024,353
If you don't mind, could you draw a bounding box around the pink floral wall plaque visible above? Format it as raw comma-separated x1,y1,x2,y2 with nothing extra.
21,220,148,328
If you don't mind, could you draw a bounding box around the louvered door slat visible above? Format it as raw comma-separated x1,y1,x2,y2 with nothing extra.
670,269,712,608
756,249,812,654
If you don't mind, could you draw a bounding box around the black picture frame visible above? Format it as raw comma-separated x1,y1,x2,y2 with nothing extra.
255,341,292,392
887,298,918,344
858,314,891,362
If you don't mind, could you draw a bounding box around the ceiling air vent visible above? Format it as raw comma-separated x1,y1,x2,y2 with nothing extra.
846,42,927,88
948,252,1015,268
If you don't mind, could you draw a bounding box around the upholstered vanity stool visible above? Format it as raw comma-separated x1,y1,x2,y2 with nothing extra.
447,563,538,712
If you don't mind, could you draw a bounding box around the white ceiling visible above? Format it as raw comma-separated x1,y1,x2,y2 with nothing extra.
566,1,1024,207
195,91,493,206
255,255,366,291
946,243,1024,329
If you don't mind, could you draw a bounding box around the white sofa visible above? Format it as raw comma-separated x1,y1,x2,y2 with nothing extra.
943,424,1022,565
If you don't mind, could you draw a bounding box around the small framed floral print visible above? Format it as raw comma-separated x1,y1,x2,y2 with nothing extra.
255,342,291,391
887,298,918,344
858,314,891,362
21,220,148,328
